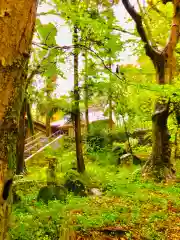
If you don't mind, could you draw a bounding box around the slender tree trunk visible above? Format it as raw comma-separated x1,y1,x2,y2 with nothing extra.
122,115,133,155
46,90,51,137
16,99,26,175
73,26,85,173
108,58,113,147
109,94,113,130
108,58,113,131
0,1,37,239
46,114,51,137
84,49,89,133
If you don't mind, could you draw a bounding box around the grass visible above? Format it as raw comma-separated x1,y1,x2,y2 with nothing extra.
10,146,180,240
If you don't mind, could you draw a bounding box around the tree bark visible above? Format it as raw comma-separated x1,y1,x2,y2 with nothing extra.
122,0,180,180
84,49,89,133
174,99,180,159
73,26,85,173
142,100,175,180
16,99,26,175
0,1,37,239
174,126,179,159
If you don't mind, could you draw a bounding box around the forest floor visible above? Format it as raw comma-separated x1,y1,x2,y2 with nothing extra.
10,147,180,240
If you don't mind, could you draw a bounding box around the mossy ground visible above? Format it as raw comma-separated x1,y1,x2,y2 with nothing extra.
10,146,180,240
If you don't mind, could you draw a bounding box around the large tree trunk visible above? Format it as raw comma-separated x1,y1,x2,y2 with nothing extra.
122,0,180,180
73,26,85,173
142,100,175,180
0,1,37,239
16,99,26,175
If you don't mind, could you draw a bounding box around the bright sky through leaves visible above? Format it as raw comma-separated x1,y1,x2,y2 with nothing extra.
37,1,139,95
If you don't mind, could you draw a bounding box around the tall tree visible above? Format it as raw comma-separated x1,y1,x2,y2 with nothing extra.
73,26,85,173
0,0,38,238
84,49,90,133
16,97,34,175
108,57,113,131
16,98,27,175
122,0,180,180
46,88,52,137
35,19,61,136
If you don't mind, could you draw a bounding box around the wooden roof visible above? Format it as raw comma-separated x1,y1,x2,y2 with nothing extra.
25,117,59,133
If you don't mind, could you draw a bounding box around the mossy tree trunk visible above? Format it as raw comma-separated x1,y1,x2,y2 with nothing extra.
0,1,37,239
174,99,180,158
73,26,85,173
142,100,175,180
122,0,180,180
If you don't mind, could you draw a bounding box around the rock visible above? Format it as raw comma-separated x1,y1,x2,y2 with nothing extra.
89,188,102,196
118,153,143,166
64,179,86,197
37,185,67,204
53,185,68,200
118,153,133,165
132,155,142,165
112,145,127,165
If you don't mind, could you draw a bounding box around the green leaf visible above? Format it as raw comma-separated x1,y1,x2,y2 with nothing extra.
36,20,57,45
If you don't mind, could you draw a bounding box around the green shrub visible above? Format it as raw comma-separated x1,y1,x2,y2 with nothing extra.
10,201,64,240
86,121,130,152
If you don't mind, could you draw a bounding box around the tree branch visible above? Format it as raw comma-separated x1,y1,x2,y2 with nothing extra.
112,27,136,36
26,46,57,89
122,0,158,62
163,1,180,55
36,11,61,17
32,41,161,92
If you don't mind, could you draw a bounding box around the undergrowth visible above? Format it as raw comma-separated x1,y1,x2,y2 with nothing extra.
10,146,180,240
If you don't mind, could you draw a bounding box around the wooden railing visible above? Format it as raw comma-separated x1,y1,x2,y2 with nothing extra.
24,130,63,161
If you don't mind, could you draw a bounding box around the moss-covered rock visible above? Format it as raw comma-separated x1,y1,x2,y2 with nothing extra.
64,170,87,196
112,145,127,164
64,179,86,196
37,185,67,204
